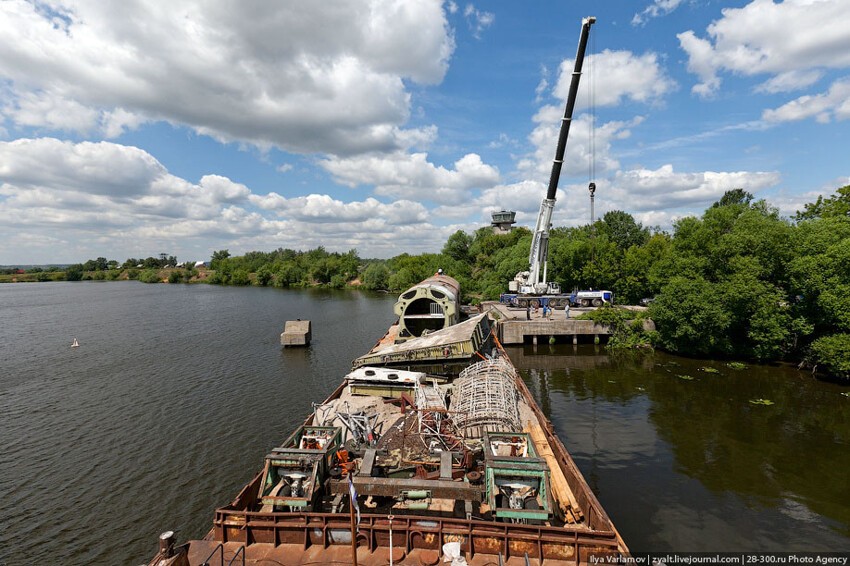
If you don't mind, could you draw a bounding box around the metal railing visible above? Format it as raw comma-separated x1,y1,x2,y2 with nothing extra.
200,542,245,566
200,543,222,566
227,545,246,566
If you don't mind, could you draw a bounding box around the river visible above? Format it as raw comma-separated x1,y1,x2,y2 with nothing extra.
0,283,847,564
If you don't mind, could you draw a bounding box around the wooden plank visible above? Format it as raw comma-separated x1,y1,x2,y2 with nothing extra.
360,449,377,477
440,451,452,479
526,422,584,521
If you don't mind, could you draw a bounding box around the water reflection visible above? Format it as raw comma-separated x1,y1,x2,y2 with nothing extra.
508,344,850,551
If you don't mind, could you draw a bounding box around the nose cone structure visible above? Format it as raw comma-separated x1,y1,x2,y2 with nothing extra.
393,275,460,341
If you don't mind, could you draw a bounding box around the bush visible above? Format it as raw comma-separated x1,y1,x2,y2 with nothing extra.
168,270,183,284
274,264,304,288
230,269,251,286
578,306,654,349
360,262,390,291
138,269,161,283
256,266,273,286
127,269,140,280
208,271,228,285
810,334,850,380
65,264,84,281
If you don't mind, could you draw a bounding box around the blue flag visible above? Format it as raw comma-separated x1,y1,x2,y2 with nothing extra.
348,474,361,527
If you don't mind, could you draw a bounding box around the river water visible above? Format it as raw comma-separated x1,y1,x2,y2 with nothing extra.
0,283,847,564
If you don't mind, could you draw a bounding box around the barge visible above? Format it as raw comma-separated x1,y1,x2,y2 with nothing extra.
147,16,629,563
147,278,628,566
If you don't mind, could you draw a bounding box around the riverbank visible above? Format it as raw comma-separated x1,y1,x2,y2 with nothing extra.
5,274,846,381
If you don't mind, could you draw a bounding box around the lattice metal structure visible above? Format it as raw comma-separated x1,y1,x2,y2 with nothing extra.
452,358,520,438
415,381,464,451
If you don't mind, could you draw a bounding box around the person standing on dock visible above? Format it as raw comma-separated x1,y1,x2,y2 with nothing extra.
526,305,531,320
565,304,570,319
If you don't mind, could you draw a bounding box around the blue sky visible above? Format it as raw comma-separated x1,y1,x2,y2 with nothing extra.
1,0,848,264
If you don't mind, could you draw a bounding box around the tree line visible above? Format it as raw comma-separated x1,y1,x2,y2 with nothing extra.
198,185,849,378
7,186,848,378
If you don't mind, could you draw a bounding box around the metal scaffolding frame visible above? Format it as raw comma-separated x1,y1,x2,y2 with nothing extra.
414,380,464,451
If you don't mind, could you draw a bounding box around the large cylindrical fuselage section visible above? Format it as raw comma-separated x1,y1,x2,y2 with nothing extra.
393,275,460,341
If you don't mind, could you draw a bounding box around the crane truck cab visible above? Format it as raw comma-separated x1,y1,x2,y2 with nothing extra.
569,289,614,308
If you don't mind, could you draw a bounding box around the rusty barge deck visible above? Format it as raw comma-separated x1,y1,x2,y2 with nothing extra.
148,312,628,566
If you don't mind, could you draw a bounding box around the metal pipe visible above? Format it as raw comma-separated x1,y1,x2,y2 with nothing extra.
388,515,394,566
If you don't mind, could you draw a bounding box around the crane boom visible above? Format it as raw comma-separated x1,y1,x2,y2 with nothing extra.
517,16,595,296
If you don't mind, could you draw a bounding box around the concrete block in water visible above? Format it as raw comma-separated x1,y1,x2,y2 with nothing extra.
281,320,311,347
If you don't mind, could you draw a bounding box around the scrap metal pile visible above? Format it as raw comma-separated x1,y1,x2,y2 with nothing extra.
261,357,576,525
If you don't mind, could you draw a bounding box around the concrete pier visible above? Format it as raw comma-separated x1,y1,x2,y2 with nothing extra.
281,320,311,347
482,301,654,345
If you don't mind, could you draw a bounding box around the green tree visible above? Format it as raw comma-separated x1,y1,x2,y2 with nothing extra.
599,210,649,250
650,276,731,356
274,264,305,288
711,188,754,209
230,269,251,286
256,266,273,286
361,262,390,290
442,230,473,262
809,333,850,380
65,264,84,281
387,267,420,292
618,233,671,304
210,249,231,270
788,217,850,335
794,185,850,221
138,269,161,283
83,257,108,271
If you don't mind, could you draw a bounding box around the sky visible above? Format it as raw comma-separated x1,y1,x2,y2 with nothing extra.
1,0,849,264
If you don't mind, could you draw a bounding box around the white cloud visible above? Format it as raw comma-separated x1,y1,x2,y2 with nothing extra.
765,177,850,218
762,77,850,123
0,138,165,197
478,181,549,215
555,50,676,109
8,91,99,133
607,164,781,211
0,0,455,155
632,210,688,231
320,151,500,204
678,0,850,97
0,138,457,262
463,4,494,39
632,0,685,26
516,110,643,182
534,65,550,104
755,70,824,94
487,133,518,149
250,193,428,225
